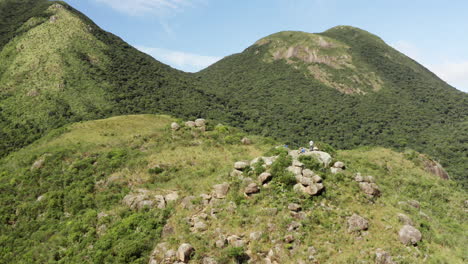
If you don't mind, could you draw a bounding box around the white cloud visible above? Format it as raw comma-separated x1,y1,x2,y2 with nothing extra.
136,46,222,72
94,0,193,16
392,40,468,92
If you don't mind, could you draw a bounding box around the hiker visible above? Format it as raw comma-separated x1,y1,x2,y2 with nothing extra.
309,140,314,151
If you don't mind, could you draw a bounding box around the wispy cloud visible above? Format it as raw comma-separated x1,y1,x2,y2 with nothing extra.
392,40,468,92
94,0,194,16
136,46,222,72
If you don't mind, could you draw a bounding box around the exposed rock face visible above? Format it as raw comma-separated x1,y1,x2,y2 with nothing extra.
423,158,449,180
245,183,260,195
171,122,181,131
213,183,230,199
258,172,272,184
375,248,395,264
399,225,422,245
177,243,194,262
347,214,369,232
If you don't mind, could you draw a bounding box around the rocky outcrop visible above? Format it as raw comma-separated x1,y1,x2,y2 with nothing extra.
398,225,422,245
122,189,166,210
347,214,369,232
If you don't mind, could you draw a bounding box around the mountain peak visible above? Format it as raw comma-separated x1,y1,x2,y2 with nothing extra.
252,28,384,94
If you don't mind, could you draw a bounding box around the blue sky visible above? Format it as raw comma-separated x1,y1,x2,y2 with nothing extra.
66,0,468,92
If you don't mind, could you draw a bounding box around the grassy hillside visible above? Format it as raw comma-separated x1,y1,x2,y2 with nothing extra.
0,114,465,263
196,27,468,186
0,0,233,158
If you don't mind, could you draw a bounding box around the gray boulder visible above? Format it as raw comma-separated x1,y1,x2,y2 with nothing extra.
171,122,181,131
230,169,243,178
185,121,196,127
347,214,369,232
302,169,315,178
359,182,381,197
399,225,422,245
195,118,206,127
234,161,250,170
287,166,302,176
213,183,230,199
333,161,345,168
244,183,260,195
258,172,272,184
397,213,414,226
177,243,194,262
308,151,332,167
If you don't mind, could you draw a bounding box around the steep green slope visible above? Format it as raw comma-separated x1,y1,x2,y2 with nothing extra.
0,0,233,158
196,27,468,186
0,115,465,263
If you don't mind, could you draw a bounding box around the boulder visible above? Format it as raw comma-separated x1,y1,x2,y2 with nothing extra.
330,167,343,174
284,234,295,243
244,183,260,195
195,118,206,127
408,200,421,209
185,121,196,127
249,231,263,241
193,220,207,232
354,173,364,182
304,183,323,196
292,160,304,168
302,169,315,178
215,236,227,248
287,166,302,176
234,161,250,170
203,257,218,264
227,235,245,247
263,156,277,166
171,122,181,131
296,175,314,186
312,175,322,183
181,196,195,209
258,172,272,184
308,151,332,167
177,243,194,262
165,192,179,202
213,183,230,199
397,213,414,226
241,137,252,145
359,182,381,197
347,214,369,232
230,169,243,178
423,159,449,180
333,161,345,168
399,225,422,245
287,221,302,232
288,203,302,212
375,248,395,264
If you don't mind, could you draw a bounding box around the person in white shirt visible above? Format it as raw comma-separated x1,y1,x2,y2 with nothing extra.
309,140,314,151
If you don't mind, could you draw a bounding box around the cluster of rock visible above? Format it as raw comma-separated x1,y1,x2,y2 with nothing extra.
171,118,207,132
290,160,324,196
122,189,178,210
397,213,422,246
354,173,381,198
149,242,195,263
330,161,345,174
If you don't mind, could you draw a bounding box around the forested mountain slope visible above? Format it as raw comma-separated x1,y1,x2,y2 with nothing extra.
0,0,233,157
196,28,468,185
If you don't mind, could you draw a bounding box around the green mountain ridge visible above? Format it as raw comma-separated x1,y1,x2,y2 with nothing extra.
0,114,466,263
0,0,466,189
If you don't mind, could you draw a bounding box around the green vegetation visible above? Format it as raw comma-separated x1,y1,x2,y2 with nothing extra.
0,114,465,263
